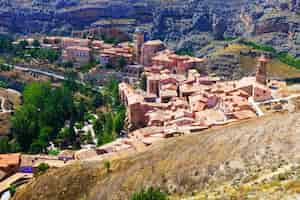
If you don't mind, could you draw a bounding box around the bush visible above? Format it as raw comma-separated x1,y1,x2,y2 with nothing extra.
48,149,60,156
277,52,300,69
9,185,17,195
60,61,74,68
130,187,168,200
103,160,111,174
36,163,50,174
241,40,276,53
241,40,300,69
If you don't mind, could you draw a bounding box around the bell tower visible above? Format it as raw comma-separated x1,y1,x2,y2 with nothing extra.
134,28,145,64
256,55,268,85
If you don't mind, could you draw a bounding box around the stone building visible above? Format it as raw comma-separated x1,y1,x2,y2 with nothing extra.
60,37,90,49
256,55,268,85
133,29,145,63
141,40,165,66
151,50,204,74
62,46,91,65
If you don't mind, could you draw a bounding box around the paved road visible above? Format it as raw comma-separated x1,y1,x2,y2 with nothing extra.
256,94,300,105
0,173,33,194
14,65,65,80
249,97,264,117
12,64,101,92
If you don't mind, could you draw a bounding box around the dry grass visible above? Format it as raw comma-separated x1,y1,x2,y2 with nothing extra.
12,110,300,200
0,88,21,136
212,43,300,78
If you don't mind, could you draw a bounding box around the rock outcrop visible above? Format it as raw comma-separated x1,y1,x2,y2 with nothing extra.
1,0,300,57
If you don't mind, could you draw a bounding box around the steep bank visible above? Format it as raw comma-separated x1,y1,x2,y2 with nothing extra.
1,0,300,57
13,110,300,200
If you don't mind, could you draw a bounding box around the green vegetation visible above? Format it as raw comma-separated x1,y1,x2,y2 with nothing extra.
223,36,239,41
241,40,300,69
176,48,195,57
130,187,168,200
0,63,12,71
8,185,17,196
0,136,20,153
35,163,50,176
241,40,277,53
0,37,60,64
11,81,81,153
80,60,99,73
23,48,60,63
98,33,120,45
93,78,126,146
118,56,127,69
32,39,41,48
0,80,8,88
277,52,300,69
60,61,74,68
103,160,111,174
48,149,60,156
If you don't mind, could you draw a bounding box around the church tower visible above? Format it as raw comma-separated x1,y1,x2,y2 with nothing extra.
133,28,145,64
256,55,268,85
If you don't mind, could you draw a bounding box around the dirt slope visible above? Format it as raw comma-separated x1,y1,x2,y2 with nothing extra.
13,111,300,200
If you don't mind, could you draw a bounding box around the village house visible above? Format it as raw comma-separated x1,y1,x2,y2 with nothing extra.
0,154,21,180
119,52,274,134
60,37,91,49
94,42,134,66
62,46,91,65
140,40,166,66
151,50,204,74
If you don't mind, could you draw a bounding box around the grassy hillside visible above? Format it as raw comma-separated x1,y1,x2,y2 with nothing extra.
13,108,300,200
211,43,300,78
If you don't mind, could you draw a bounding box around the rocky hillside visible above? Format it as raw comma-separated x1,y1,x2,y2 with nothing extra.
12,107,300,200
1,0,300,57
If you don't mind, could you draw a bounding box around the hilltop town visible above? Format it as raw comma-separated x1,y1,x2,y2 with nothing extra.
0,0,300,199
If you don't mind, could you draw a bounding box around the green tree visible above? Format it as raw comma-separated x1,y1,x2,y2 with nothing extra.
29,140,46,154
12,104,39,151
12,82,75,152
18,40,29,50
61,61,74,68
0,136,11,153
130,187,168,200
118,56,127,69
92,92,103,108
77,99,87,122
32,39,41,47
35,163,50,176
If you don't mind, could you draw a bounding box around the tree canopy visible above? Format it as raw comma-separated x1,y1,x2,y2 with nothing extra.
12,82,75,152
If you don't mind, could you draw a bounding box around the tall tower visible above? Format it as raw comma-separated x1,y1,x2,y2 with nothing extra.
256,55,268,85
134,28,145,64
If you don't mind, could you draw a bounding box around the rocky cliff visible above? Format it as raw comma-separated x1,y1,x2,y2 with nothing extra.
1,0,300,57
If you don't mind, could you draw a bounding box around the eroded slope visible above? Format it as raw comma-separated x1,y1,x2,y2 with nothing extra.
12,110,300,200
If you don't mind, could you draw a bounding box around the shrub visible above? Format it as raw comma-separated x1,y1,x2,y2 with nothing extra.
242,41,277,53
48,149,60,156
103,160,111,174
130,187,168,200
9,185,17,195
277,52,300,69
36,163,50,174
